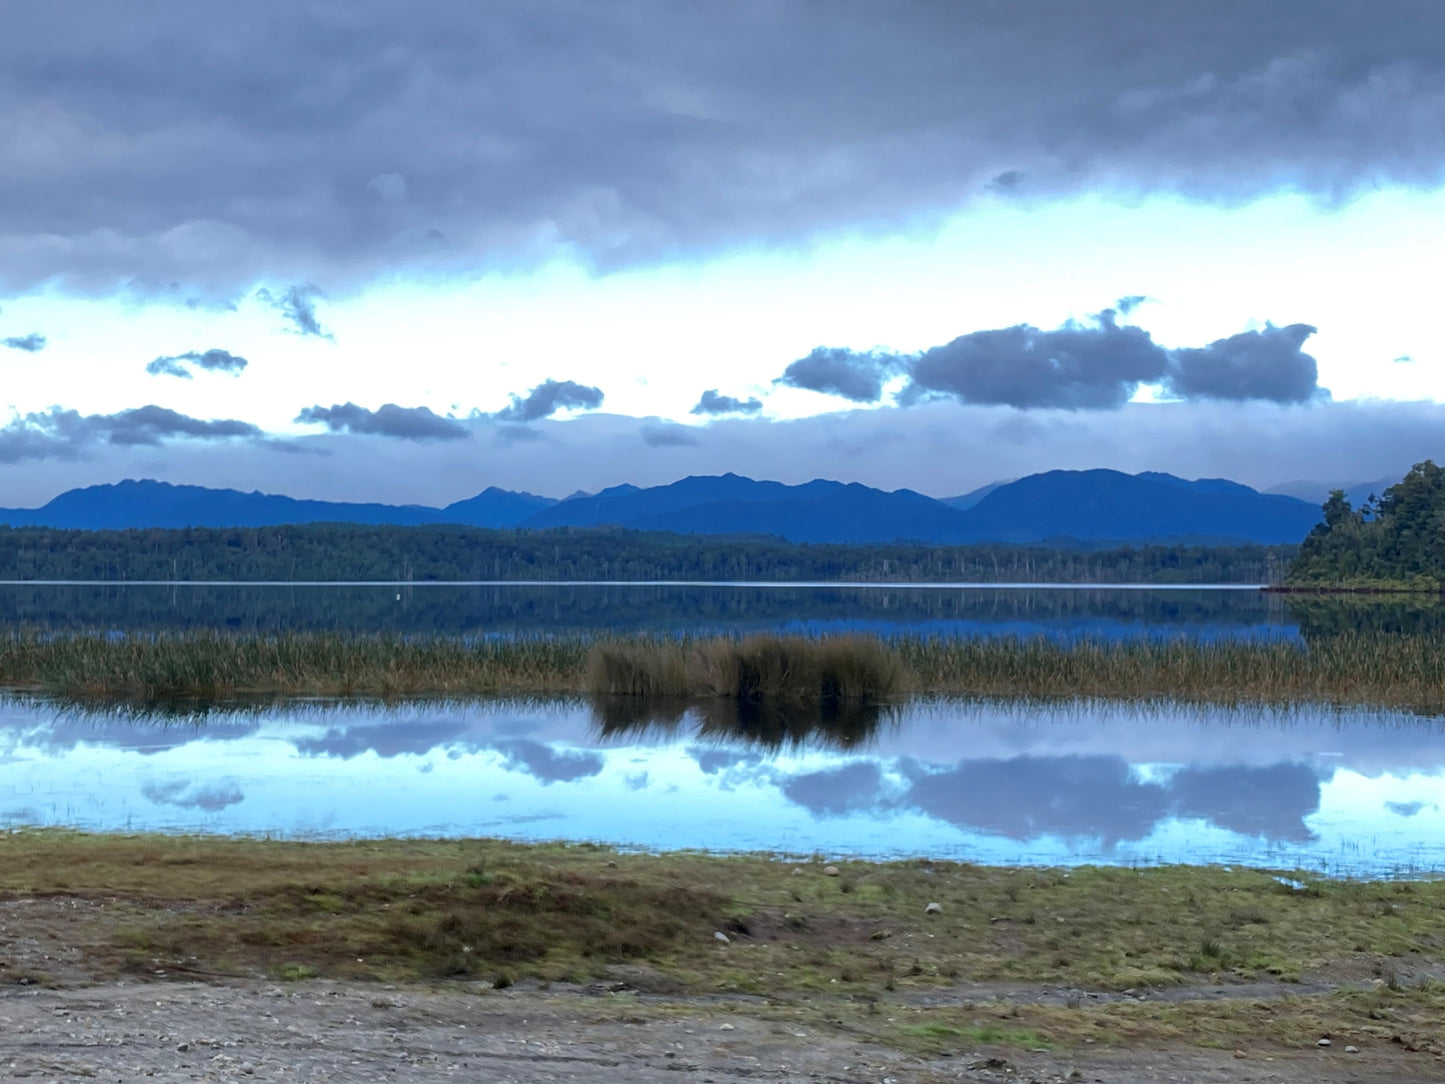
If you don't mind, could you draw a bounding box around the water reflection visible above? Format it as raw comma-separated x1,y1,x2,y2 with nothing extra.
592,695,894,751
3,694,1445,876
0,582,1287,641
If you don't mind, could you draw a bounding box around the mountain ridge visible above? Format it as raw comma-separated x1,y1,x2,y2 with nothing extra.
0,470,1342,545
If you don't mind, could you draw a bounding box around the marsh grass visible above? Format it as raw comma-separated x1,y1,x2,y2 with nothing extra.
3,628,1445,709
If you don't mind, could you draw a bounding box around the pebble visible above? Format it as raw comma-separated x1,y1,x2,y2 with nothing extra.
713,931,731,943
1345,1045,1359,1053
1317,1038,1331,1047
823,866,840,877
924,902,943,915
718,1023,735,1031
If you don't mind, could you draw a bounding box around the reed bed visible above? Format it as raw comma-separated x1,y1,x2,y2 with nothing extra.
2,629,1444,709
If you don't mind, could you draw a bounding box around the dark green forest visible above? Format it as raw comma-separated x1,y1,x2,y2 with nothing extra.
0,522,1295,584
1285,460,1445,590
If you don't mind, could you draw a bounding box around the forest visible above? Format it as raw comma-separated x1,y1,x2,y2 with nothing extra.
0,522,1296,584
1285,460,1445,590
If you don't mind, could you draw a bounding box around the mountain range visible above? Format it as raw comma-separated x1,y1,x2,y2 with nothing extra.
0,469,1341,546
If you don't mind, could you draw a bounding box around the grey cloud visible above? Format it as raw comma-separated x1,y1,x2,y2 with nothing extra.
257,284,331,338
146,348,248,378
295,402,469,441
691,389,763,416
3,333,46,352
908,309,1170,410
495,379,605,422
1165,324,1323,403
1116,295,1151,316
0,405,264,462
789,310,1323,410
777,347,903,403
6,3,1443,296
640,423,698,447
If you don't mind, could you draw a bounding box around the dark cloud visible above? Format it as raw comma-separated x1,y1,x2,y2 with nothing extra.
777,347,902,403
691,389,763,416
1165,324,1323,403
1115,295,1151,316
3,333,46,352
787,310,1324,410
495,379,605,422
146,348,249,378
640,422,699,447
6,3,1439,296
295,402,469,441
0,405,264,462
908,309,1170,410
257,284,331,338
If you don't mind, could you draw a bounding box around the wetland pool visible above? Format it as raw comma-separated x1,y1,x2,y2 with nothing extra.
3,694,1443,878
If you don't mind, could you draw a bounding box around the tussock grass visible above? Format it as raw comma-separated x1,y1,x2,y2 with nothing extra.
3,629,1445,709
587,634,909,703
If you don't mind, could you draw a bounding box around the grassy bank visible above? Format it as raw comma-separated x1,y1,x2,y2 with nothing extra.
1,832,1442,1056
4,629,1445,708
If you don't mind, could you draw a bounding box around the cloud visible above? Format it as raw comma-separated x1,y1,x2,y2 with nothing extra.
908,308,1170,410
777,347,903,403
495,379,605,422
1115,295,1151,316
640,422,699,447
256,284,331,338
6,3,1442,296
691,389,763,416
785,309,1324,410
0,404,264,462
3,333,46,352
295,402,469,441
145,348,248,378
1164,323,1323,403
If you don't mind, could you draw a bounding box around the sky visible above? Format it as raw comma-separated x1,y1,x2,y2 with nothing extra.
2,0,1444,506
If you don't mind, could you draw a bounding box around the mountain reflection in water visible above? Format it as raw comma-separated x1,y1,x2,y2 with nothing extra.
3,695,1444,876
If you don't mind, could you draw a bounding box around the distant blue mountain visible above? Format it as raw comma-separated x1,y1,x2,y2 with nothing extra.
0,479,557,530
0,470,1324,545
514,469,1320,545
940,480,1010,511
525,473,846,528
959,470,1322,545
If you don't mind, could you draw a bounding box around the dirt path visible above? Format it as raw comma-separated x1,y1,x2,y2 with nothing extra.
2,979,1442,1084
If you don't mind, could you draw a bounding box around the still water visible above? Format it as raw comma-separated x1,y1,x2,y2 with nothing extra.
4,695,1443,877
0,580,1392,641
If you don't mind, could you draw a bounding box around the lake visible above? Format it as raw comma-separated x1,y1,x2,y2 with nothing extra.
5,694,1443,877
0,580,1350,641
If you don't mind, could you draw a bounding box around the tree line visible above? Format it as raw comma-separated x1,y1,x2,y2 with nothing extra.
1285,460,1445,590
0,522,1296,584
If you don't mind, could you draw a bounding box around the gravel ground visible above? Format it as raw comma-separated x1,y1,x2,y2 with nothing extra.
1,979,1442,1084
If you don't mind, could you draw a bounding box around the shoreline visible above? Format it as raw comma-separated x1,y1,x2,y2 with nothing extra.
1,832,1441,1069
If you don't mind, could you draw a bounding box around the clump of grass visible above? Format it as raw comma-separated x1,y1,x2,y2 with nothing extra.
588,634,909,704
